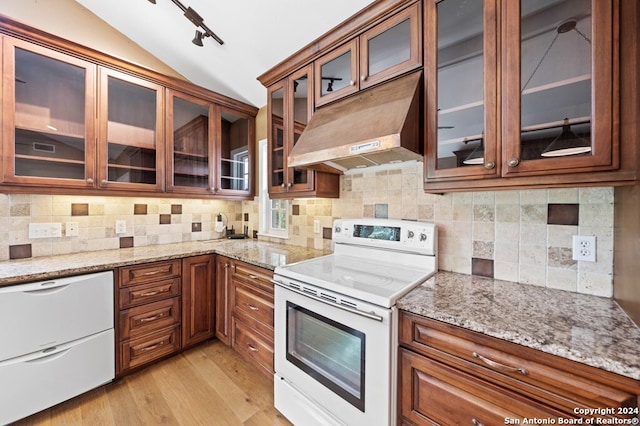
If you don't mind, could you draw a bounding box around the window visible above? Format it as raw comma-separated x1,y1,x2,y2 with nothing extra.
259,139,288,238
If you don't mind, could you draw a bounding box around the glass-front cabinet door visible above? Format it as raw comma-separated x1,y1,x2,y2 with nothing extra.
268,66,316,197
425,0,499,180
166,89,214,194
216,106,254,197
268,81,287,195
288,66,315,192
359,2,422,90
503,0,614,176
315,40,358,107
98,68,164,191
2,37,96,187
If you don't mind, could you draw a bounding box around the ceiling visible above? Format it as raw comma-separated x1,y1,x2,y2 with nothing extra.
74,0,376,107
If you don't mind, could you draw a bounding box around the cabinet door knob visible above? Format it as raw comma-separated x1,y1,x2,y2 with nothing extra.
360,75,367,82
86,178,94,184
507,158,520,167
484,161,496,170
100,179,108,187
287,182,292,188
349,80,355,86
281,183,286,188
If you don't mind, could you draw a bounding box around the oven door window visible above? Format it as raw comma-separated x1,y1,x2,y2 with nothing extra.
286,301,365,411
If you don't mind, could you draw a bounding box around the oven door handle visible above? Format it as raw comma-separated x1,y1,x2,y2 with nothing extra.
271,279,384,322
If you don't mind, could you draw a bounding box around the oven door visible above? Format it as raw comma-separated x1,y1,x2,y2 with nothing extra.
274,281,395,426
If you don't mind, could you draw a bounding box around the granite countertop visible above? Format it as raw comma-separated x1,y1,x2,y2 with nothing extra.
397,271,640,381
0,239,330,286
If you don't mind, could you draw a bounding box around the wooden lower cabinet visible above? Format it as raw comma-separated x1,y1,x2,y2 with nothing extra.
182,254,215,349
398,312,640,425
116,256,215,376
218,255,275,379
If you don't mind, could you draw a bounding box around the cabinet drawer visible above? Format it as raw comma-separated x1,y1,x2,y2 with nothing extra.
399,348,566,426
232,317,274,377
400,312,639,419
120,325,180,371
231,280,274,330
119,260,181,287
232,261,273,293
118,278,180,308
119,297,181,340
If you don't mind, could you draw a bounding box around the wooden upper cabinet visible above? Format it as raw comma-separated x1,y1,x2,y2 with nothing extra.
97,68,164,192
1,37,97,188
165,89,215,195
267,65,338,198
215,105,255,198
315,1,422,107
425,0,637,192
1,17,257,198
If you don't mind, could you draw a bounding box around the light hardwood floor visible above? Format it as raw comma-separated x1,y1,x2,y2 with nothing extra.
14,340,292,426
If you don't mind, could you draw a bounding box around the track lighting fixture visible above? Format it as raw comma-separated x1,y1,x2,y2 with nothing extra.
147,0,224,46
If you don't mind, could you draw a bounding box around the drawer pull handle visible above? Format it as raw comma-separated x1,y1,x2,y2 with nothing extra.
472,419,485,426
248,274,258,280
247,343,259,352
246,303,259,311
140,269,167,276
140,313,165,323
141,341,165,352
472,352,528,375
139,288,169,297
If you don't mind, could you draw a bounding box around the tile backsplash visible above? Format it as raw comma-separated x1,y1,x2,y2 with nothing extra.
286,164,615,297
0,194,253,260
0,163,615,297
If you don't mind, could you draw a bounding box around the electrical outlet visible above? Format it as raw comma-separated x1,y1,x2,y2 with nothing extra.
572,235,596,262
65,222,79,237
314,220,321,234
115,220,127,235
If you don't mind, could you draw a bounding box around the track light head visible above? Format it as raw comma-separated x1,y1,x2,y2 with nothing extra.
147,0,156,4
192,30,204,47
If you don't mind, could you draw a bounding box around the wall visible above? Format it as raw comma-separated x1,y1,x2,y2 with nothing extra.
0,0,184,79
283,163,615,298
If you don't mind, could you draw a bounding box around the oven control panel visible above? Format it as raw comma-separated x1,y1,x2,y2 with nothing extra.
332,218,436,255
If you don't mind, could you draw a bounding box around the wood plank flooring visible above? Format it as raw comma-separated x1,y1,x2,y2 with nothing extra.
13,340,292,426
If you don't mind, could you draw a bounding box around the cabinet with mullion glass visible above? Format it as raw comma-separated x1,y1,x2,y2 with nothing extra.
98,68,164,191
1,37,96,187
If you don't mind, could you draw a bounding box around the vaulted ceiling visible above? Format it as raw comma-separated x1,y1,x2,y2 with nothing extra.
75,0,376,107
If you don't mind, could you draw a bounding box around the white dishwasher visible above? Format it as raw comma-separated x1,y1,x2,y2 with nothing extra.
0,271,115,425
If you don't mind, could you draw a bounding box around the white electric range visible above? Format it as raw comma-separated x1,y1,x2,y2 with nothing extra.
272,218,437,426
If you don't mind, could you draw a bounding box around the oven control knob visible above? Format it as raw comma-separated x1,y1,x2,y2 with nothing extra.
420,233,428,242
334,226,341,234
407,230,415,239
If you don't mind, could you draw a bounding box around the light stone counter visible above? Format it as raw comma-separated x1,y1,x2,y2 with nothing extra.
0,239,330,286
397,271,640,381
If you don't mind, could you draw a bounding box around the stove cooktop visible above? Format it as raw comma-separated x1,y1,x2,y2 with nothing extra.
275,219,438,308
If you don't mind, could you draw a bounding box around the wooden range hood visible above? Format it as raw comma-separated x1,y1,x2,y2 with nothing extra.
288,71,423,173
